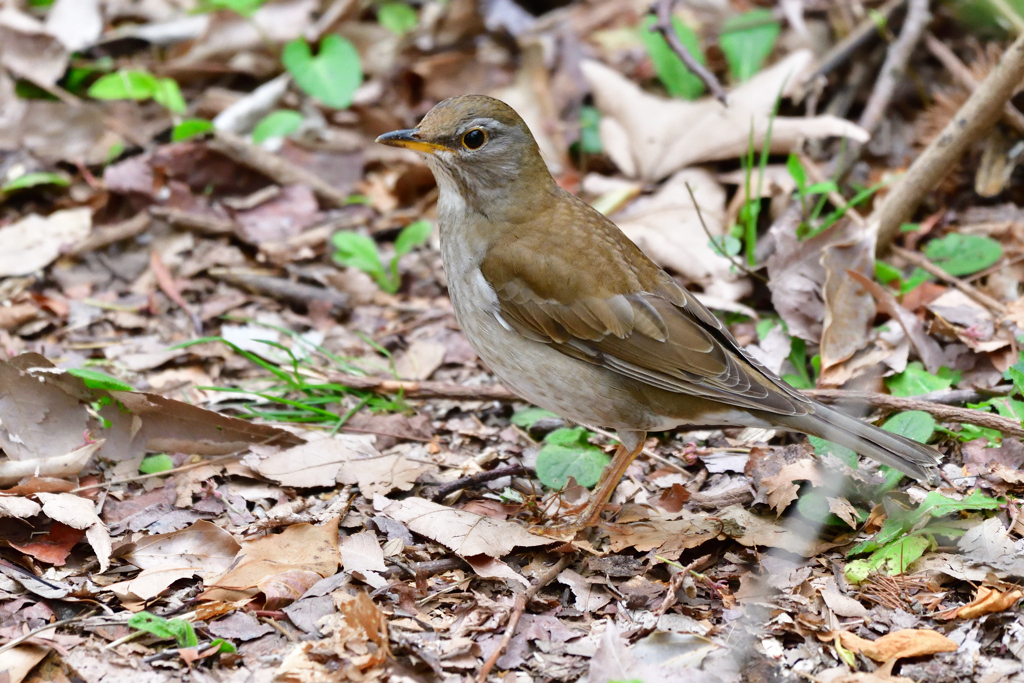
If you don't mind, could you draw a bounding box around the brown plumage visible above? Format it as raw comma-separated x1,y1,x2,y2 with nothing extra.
378,95,940,531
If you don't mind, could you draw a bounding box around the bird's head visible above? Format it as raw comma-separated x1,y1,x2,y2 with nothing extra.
376,95,554,215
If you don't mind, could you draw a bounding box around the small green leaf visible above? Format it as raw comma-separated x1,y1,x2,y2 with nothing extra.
510,407,560,429
282,35,362,109
393,220,432,257
786,153,807,193
1005,357,1024,397
916,489,1001,519
251,110,303,143
923,233,1003,276
68,368,135,392
874,260,901,285
535,427,610,489
755,318,779,341
881,410,935,444
808,436,858,468
128,612,198,648
2,172,69,193
333,232,390,289
885,361,954,397
844,559,871,584
708,234,741,258
197,0,264,15
869,534,931,575
139,454,174,474
172,118,214,141
639,15,706,99
88,70,159,101
378,2,418,34
805,181,839,195
719,9,780,81
209,638,237,653
154,78,187,113
899,267,933,294
579,106,602,154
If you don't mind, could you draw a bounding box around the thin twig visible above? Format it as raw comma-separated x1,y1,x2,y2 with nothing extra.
890,245,1008,315
858,0,931,134
805,389,1024,437
801,0,907,85
327,373,1024,437
431,464,527,502
209,268,350,314
0,609,99,655
873,30,1024,251
68,212,152,256
476,554,573,683
685,182,767,283
649,0,727,105
923,32,1024,135
208,131,351,208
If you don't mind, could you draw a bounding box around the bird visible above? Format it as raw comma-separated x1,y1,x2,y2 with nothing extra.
376,95,941,533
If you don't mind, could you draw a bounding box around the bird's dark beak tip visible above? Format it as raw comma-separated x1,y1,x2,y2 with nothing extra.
376,128,418,147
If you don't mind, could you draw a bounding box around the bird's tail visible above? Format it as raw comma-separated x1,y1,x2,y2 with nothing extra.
775,403,942,484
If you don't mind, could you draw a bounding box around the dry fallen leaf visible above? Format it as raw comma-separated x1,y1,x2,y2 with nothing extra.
612,168,748,302
583,51,869,182
118,521,241,602
0,6,69,87
35,491,110,572
760,459,823,515
946,585,1024,620
0,208,91,277
382,497,551,558
204,516,341,601
837,628,958,661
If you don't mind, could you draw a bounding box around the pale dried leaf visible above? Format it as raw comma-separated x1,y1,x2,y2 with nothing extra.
0,441,101,487
583,51,868,182
0,495,41,518
613,168,748,301
382,497,550,558
0,208,91,277
0,7,68,86
557,568,613,611
44,0,102,51
465,555,529,588
340,530,387,574
838,628,958,661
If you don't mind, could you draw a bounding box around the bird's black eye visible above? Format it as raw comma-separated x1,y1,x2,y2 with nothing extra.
462,129,486,150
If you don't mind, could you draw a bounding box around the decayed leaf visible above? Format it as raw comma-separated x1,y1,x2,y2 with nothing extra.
204,516,341,600
557,568,613,612
837,628,958,661
760,459,822,515
827,496,861,529
35,492,110,572
465,555,529,588
605,509,723,553
44,0,102,52
0,208,91,277
275,591,389,680
612,168,748,302
819,235,876,378
949,585,1023,619
0,495,41,518
0,355,89,461
583,51,868,182
382,497,550,558
253,435,433,496
957,517,1024,578
118,521,241,601
340,530,387,588
0,441,101,487
0,7,69,87
719,505,844,557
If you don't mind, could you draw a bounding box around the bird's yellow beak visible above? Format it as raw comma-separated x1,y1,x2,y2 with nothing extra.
375,128,448,154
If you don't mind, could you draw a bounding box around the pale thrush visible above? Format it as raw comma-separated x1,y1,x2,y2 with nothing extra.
377,95,940,531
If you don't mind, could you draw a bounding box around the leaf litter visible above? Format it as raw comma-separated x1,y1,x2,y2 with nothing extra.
1,2,1024,682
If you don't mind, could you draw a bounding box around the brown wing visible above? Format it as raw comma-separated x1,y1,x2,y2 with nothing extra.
479,192,811,417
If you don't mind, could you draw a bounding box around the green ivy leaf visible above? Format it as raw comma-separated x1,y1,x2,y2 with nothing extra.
282,35,362,109
88,70,159,101
808,436,858,468
881,410,936,444
510,407,561,429
1005,357,1024,397
1,172,69,193
885,361,956,397
535,427,610,489
128,611,198,648
68,368,134,392
172,118,215,141
378,2,418,34
639,15,706,100
393,220,432,257
579,106,602,154
332,232,386,287
139,454,174,474
154,77,187,113
868,534,932,575
719,9,780,81
923,233,1003,276
251,110,303,143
